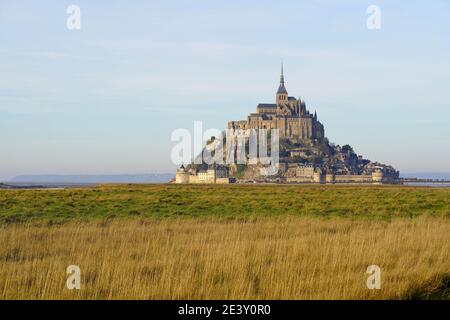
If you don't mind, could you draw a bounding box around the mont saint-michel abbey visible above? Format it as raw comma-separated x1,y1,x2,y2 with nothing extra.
175,65,399,184
228,65,324,142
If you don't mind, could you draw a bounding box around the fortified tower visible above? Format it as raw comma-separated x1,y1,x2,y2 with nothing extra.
175,165,189,183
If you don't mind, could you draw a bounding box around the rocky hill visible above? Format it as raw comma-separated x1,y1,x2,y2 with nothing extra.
186,134,399,183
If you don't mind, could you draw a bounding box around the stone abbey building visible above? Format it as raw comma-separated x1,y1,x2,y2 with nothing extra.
228,64,324,142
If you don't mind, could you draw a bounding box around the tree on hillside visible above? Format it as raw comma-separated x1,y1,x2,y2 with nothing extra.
341,144,355,154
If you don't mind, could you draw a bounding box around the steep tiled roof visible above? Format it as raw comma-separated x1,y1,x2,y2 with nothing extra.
277,83,288,94
257,103,276,108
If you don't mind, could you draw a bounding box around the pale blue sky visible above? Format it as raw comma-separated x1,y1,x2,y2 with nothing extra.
1,0,449,180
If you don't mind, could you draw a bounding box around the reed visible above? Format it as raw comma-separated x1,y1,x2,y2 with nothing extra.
1,217,449,299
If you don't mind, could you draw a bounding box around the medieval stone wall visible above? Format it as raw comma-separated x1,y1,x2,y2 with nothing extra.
334,175,373,183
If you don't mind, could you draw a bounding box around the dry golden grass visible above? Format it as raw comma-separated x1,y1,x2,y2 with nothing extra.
1,217,449,299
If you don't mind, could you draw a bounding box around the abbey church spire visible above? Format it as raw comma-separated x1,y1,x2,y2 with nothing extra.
276,63,288,105
277,63,288,94
280,63,285,84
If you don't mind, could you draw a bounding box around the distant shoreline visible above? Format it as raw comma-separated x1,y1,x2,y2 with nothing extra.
2,181,450,189
4,173,175,185
2,173,450,189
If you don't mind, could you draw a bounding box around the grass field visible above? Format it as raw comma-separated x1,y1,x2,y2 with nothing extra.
0,184,449,223
0,184,449,299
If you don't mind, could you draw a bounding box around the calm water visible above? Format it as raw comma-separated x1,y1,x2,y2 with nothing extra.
2,182,96,188
403,182,450,188
3,182,450,188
